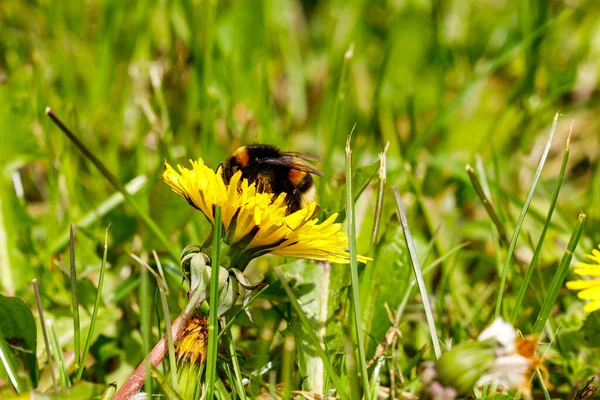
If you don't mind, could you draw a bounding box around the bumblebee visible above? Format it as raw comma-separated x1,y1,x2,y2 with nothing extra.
220,144,323,214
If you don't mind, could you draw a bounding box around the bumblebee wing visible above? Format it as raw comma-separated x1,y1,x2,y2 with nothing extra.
262,156,325,177
281,151,323,162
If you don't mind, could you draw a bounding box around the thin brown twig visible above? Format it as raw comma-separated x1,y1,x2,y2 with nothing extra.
366,303,401,369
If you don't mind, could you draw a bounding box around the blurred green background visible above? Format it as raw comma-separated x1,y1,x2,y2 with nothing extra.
1,0,600,397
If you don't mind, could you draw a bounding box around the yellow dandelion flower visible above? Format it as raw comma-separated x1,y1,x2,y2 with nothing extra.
566,245,600,313
163,159,369,266
176,314,209,366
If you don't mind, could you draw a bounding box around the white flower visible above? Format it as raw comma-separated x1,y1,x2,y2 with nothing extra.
478,318,517,355
475,318,536,397
476,354,531,390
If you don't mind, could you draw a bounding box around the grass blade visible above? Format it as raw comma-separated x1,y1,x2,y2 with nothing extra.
393,187,442,359
275,267,348,400
33,278,57,389
368,142,389,257
511,127,572,324
533,212,586,334
225,332,246,400
494,112,559,319
76,226,110,380
45,108,179,261
397,240,469,326
345,132,371,398
69,223,81,376
537,368,552,400
466,164,509,246
205,204,223,400
140,252,152,395
48,320,70,387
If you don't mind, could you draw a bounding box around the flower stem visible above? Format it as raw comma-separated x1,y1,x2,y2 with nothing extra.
205,205,223,400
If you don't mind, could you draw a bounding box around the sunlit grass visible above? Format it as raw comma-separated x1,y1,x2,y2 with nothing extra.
1,0,600,398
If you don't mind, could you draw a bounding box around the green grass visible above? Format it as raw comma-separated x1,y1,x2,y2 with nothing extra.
494,112,558,319
1,0,600,398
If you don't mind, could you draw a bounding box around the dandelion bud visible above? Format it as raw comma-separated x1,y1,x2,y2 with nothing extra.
180,247,240,316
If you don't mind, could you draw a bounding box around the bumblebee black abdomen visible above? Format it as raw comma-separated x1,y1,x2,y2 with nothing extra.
221,144,321,214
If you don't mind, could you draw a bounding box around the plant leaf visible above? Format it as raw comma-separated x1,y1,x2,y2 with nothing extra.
0,294,38,387
281,259,350,393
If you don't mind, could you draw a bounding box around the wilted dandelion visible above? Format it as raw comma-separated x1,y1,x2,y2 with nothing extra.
176,314,209,366
566,245,600,312
171,314,210,399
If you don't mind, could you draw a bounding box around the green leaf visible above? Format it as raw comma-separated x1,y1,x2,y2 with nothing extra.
0,295,38,387
281,259,350,393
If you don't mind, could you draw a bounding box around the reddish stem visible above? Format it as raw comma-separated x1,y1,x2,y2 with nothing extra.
113,312,190,399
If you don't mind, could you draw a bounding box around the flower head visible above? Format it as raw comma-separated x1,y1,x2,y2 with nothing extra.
174,314,210,399
566,245,600,313
176,314,209,366
163,159,368,266
475,318,539,397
